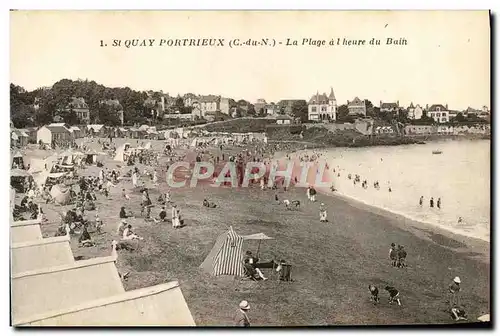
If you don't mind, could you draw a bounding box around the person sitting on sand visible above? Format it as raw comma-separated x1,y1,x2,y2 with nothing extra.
78,225,94,247
203,199,217,208
450,305,468,321
244,251,267,280
389,243,398,267
123,224,144,240
117,219,128,237
122,188,130,200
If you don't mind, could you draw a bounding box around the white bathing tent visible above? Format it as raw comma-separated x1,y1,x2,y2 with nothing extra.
113,143,132,162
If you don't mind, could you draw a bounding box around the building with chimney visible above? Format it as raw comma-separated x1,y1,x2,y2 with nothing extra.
347,97,366,116
65,97,90,124
427,104,450,123
307,88,337,121
380,100,401,116
254,99,267,115
407,102,424,120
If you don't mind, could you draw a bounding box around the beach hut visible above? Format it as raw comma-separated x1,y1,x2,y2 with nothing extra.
200,227,245,277
18,281,196,326
10,169,33,193
11,235,74,274
11,151,25,169
114,143,132,162
50,184,72,205
11,255,124,324
11,218,43,244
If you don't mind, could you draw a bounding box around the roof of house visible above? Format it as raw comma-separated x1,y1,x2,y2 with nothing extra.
199,95,220,103
428,104,447,111
11,256,124,323
308,92,329,105
87,125,105,132
380,102,399,109
18,281,196,326
348,97,364,106
68,97,88,109
465,106,481,113
45,125,71,133
328,88,336,100
183,93,198,99
69,126,80,132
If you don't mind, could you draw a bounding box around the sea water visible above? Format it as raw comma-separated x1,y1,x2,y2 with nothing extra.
301,140,490,242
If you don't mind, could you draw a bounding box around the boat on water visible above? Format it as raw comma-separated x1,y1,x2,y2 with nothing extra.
432,150,443,155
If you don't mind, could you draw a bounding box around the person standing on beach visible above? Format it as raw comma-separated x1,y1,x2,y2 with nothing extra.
319,203,328,222
448,276,461,307
309,187,317,202
234,300,251,327
437,198,441,209
419,196,424,206
389,243,398,267
430,197,434,208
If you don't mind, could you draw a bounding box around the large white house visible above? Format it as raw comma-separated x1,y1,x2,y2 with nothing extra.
427,104,450,123
307,88,337,121
407,102,424,120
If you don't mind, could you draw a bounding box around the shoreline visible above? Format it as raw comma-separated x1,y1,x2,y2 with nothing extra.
318,187,490,262
272,146,490,257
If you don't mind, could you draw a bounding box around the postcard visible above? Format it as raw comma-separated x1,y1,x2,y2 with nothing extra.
9,10,490,327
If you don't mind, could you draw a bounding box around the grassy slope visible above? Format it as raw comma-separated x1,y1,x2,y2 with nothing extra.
36,142,489,325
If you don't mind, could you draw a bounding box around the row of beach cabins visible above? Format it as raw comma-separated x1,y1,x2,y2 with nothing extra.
11,123,266,148
10,184,196,326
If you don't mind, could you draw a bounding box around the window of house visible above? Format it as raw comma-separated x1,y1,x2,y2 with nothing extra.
321,106,327,112
311,107,317,112
437,107,441,112
441,118,446,122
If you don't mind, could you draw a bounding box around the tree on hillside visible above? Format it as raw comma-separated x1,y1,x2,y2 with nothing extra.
290,100,308,123
247,104,256,116
365,100,375,117
336,104,349,120
175,97,184,109
62,109,79,125
98,104,122,126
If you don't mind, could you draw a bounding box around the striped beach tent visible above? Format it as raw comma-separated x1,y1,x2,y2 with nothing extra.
199,226,245,277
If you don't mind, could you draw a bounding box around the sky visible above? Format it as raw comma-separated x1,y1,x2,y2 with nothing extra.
10,10,490,110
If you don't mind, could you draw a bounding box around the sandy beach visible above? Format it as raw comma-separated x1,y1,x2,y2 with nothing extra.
22,138,489,326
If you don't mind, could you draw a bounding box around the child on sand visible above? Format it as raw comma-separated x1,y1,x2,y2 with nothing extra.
385,286,402,306
369,285,380,304
389,243,398,267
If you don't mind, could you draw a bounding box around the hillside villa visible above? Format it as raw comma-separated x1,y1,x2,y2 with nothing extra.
347,97,366,116
307,88,337,121
427,104,450,123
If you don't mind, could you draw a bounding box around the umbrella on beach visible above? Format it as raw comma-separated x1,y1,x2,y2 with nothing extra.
242,233,274,257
